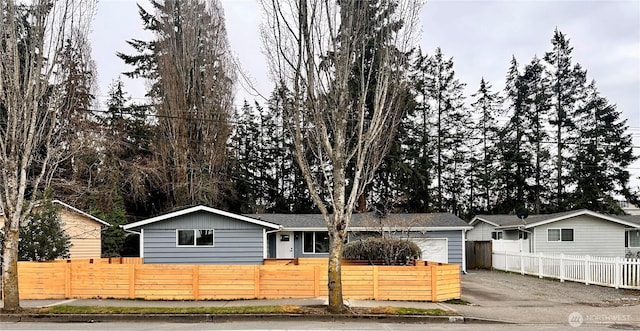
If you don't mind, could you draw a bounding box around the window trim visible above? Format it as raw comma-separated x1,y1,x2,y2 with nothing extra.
302,231,329,254
491,231,503,240
628,230,640,248
176,229,215,247
547,228,574,242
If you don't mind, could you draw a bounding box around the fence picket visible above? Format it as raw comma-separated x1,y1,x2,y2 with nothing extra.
492,251,640,290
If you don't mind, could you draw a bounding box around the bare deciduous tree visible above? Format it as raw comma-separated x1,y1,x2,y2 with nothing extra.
260,0,421,312
0,0,96,311
120,0,236,209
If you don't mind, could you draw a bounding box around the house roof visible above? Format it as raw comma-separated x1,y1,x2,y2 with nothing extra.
122,205,281,230
471,209,640,230
248,212,472,231
616,215,640,227
52,200,111,227
0,200,110,227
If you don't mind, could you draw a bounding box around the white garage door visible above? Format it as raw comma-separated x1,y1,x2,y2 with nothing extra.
412,238,448,263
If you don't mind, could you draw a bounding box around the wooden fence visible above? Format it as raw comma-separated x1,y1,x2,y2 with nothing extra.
493,251,640,289
17,260,460,302
52,257,143,264
465,241,492,269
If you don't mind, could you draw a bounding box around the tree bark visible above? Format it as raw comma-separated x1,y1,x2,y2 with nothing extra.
1,225,20,310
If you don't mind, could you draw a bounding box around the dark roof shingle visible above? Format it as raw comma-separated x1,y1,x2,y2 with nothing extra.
247,212,470,230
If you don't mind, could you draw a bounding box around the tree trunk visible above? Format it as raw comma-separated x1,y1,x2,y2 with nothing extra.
327,231,345,313
2,224,20,311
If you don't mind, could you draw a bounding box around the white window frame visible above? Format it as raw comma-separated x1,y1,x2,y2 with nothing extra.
302,231,329,254
176,229,215,247
628,230,640,248
547,228,574,242
491,231,503,240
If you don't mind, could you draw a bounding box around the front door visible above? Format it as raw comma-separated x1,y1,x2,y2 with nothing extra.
276,231,295,258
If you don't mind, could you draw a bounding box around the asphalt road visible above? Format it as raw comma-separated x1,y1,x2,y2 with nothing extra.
0,321,620,331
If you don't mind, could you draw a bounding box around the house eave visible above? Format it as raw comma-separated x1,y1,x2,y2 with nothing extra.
123,205,281,230
523,210,640,229
469,216,500,227
280,226,472,232
53,200,111,227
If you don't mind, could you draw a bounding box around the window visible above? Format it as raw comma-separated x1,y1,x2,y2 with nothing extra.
491,231,503,240
177,229,214,247
548,228,573,242
629,230,640,248
519,231,529,240
303,231,329,254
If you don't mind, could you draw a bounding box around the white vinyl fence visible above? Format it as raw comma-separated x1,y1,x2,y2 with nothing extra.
492,251,640,289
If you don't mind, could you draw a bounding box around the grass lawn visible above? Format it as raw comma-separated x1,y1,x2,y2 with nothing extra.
38,305,454,316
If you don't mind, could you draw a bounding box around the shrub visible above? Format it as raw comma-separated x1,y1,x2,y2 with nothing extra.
343,237,421,265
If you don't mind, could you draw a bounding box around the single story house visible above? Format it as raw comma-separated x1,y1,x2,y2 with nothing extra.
122,205,281,264
0,200,111,259
252,212,471,270
468,209,640,257
123,206,472,270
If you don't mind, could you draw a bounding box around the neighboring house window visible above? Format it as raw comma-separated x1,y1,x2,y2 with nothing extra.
629,230,640,248
177,229,214,247
491,231,503,240
519,231,529,240
548,228,574,242
303,231,329,254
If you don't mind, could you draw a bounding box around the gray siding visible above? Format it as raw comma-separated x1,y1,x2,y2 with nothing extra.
144,211,264,230
294,231,330,258
532,215,626,257
467,222,495,241
143,228,265,264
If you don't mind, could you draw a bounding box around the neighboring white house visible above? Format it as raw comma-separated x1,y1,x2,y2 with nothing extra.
468,210,640,257
618,200,640,215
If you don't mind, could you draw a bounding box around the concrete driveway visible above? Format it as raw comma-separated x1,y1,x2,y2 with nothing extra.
442,270,640,328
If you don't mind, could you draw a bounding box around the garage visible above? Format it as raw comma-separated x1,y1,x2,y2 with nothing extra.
412,238,448,263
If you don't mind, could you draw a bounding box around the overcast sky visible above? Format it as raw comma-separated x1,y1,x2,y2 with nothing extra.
91,0,640,186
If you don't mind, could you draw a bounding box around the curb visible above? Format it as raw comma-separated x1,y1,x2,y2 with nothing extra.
0,313,511,324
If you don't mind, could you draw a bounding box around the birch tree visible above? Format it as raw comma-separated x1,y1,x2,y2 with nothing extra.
0,0,96,310
260,0,420,312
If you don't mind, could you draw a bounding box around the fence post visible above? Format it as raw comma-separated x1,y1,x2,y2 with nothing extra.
504,251,508,271
559,254,565,283
430,265,438,302
373,266,379,300
65,263,71,298
585,255,590,285
538,253,543,278
520,252,525,275
312,265,320,297
128,264,135,299
255,265,261,298
192,265,200,300
614,257,621,289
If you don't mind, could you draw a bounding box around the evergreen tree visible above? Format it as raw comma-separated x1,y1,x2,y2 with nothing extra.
0,191,71,262
469,78,503,214
495,56,533,213
118,0,235,210
544,29,586,211
571,81,638,213
412,48,469,213
226,100,261,213
521,57,553,213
